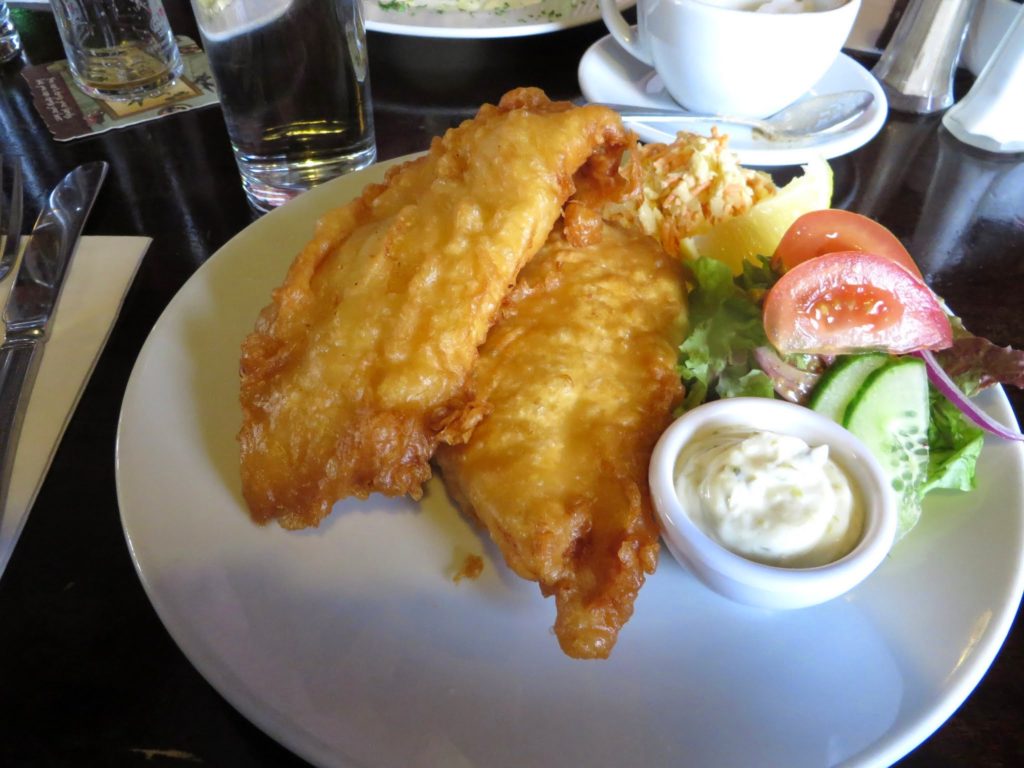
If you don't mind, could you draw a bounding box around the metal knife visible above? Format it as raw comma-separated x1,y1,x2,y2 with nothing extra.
0,159,25,345
0,162,108,526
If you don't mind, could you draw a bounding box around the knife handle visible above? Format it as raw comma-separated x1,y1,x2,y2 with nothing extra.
0,343,44,524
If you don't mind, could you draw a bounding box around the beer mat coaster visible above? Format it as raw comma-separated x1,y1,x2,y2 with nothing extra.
22,36,218,142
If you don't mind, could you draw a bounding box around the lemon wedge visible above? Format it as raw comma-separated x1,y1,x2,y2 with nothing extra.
680,156,833,273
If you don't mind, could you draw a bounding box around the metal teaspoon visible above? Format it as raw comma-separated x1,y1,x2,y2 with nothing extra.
594,90,875,141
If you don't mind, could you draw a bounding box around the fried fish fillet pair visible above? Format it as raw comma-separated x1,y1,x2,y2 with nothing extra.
239,88,688,658
239,88,630,528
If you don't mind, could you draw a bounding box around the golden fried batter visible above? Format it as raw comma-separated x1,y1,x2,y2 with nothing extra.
238,88,630,529
437,221,687,659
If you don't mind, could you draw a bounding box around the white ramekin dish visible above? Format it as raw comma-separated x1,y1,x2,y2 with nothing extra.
649,397,898,610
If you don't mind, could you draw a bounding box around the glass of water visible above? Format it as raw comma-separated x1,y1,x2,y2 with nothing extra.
50,0,184,101
0,1,22,63
189,0,377,213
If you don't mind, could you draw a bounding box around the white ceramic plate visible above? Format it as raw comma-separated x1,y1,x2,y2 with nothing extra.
365,0,630,38
579,33,888,167
117,156,1024,768
9,0,621,40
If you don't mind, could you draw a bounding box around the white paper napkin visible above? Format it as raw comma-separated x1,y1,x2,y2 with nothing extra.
0,236,150,580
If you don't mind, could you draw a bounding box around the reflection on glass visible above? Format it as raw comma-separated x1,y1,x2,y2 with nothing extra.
911,127,1024,281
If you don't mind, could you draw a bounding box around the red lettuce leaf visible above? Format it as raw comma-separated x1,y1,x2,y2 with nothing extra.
933,335,1024,397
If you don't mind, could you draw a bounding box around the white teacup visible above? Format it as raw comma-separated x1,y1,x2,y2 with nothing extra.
599,0,862,118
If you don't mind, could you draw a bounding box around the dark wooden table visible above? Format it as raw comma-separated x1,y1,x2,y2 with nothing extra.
1,2,1021,766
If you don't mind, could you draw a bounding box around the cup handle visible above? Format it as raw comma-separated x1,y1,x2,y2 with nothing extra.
599,0,652,66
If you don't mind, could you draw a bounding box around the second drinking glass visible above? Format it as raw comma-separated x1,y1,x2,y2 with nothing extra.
51,0,184,101
190,0,377,213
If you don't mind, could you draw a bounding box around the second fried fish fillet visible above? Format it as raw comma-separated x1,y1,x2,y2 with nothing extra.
436,219,688,659
239,88,630,529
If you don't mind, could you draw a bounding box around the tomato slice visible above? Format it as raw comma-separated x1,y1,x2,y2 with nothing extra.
764,251,952,355
772,210,923,279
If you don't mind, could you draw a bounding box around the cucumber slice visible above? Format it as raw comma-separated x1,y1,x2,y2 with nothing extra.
807,353,891,423
843,357,930,537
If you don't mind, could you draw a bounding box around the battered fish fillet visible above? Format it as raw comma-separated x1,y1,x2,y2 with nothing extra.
239,88,631,529
436,219,688,659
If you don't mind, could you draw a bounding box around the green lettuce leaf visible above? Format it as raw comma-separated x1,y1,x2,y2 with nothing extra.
922,385,984,495
718,367,776,400
678,256,778,410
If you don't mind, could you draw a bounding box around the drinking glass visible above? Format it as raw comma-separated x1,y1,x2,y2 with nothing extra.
0,1,22,63
189,0,377,213
50,0,184,101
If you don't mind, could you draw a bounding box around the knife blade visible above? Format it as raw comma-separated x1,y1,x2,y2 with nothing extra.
0,162,108,528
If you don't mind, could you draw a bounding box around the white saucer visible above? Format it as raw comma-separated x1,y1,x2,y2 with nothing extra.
579,32,888,167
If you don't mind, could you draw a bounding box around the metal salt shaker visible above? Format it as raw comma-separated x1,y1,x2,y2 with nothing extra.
872,0,979,113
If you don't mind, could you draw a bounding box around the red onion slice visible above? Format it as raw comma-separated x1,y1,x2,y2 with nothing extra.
916,350,1024,441
753,346,820,404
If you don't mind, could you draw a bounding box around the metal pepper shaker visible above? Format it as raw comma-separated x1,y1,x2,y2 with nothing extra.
872,0,979,113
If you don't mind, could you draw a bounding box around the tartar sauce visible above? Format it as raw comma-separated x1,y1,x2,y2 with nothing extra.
674,428,863,567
